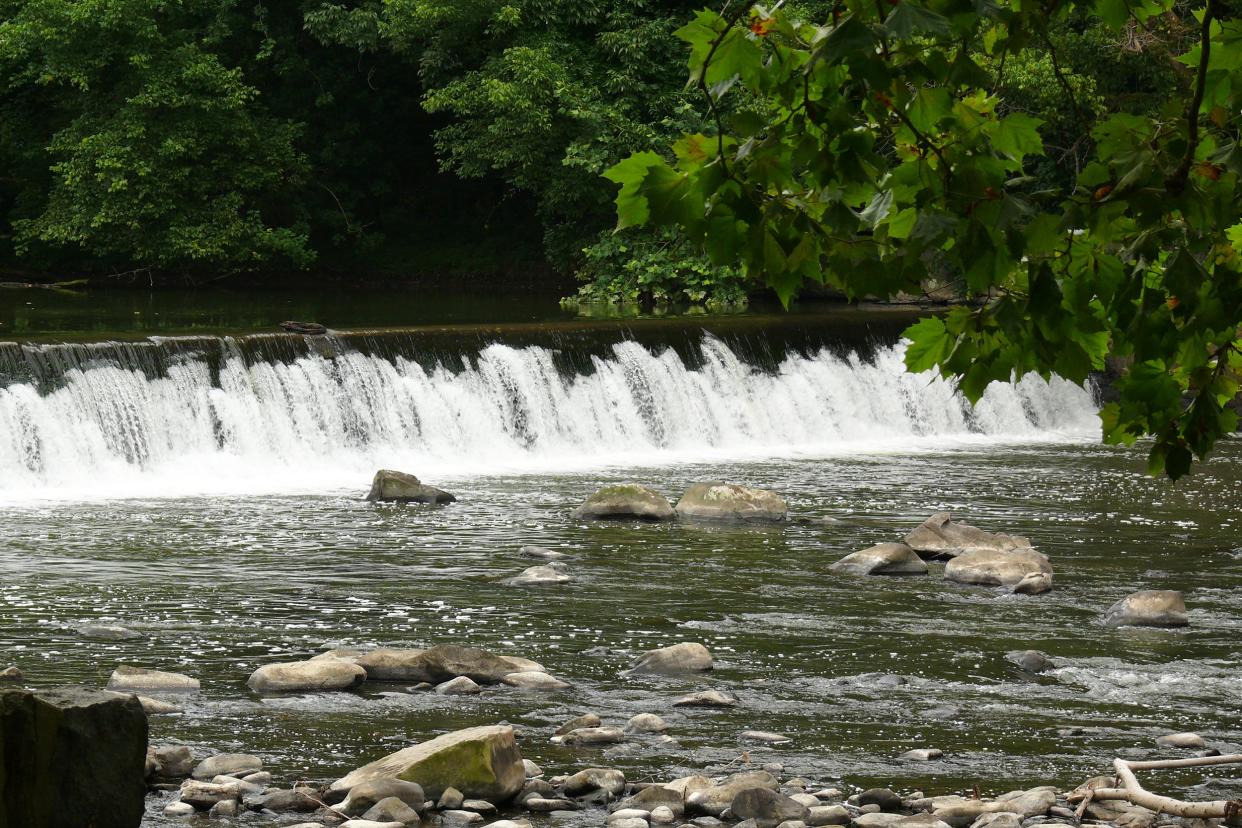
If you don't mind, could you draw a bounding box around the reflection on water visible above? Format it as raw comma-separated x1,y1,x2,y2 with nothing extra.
1,446,1240,826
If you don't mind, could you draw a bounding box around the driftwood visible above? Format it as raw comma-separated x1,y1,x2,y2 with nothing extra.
1069,754,1242,823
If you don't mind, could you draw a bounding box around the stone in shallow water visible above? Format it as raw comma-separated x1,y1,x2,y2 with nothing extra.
507,565,571,586
366,469,456,504
436,676,482,695
630,642,713,674
164,802,195,817
340,779,426,816
192,753,262,781
362,795,422,824
673,690,738,708
564,767,626,797
573,484,676,521
1104,590,1189,627
1005,650,1054,673
899,748,943,761
742,730,791,744
555,713,602,735
857,789,903,812
904,513,1031,559
502,670,569,690
0,665,22,682
943,548,1053,589
1155,732,1205,749
807,806,850,826
829,543,928,576
520,545,566,559
675,482,788,522
557,726,627,746
626,713,669,732
247,659,367,692
107,664,200,692
731,788,811,828
79,624,144,640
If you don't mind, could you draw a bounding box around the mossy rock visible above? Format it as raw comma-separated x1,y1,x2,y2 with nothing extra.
572,484,674,521
674,482,787,522
331,725,525,802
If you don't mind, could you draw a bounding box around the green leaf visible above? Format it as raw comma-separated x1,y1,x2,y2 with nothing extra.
903,315,954,373
604,152,667,229
884,3,952,39
990,113,1044,161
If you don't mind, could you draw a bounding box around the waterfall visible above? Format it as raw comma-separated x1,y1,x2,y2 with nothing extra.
0,335,1099,500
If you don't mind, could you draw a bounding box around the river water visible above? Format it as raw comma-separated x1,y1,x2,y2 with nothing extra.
0,301,1238,825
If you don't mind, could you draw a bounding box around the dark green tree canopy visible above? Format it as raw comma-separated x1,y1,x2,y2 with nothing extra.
608,0,1242,477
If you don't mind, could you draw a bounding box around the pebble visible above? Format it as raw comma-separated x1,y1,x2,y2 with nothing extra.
463,800,499,816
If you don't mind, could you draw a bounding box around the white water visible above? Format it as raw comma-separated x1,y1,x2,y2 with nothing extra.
0,337,1099,501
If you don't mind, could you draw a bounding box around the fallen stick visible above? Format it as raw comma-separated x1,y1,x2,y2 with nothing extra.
1071,754,1242,822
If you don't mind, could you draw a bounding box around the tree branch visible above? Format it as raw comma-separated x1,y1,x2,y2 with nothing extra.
1166,0,1218,195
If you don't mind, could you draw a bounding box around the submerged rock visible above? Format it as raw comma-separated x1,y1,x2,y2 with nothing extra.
573,484,675,521
904,513,1032,559
366,469,456,504
557,726,627,746
0,665,22,682
106,664,200,692
1104,590,1189,627
331,724,525,803
358,644,541,684
247,659,367,692
742,730,791,744
501,671,570,690
555,713,602,735
507,565,571,586
520,545,566,559
630,642,713,674
830,542,928,576
943,548,1052,590
1009,572,1053,595
148,745,195,780
564,768,626,797
675,482,788,522
1155,732,1205,749
79,624,144,640
1005,650,1055,673
0,687,148,828
673,689,738,708
899,748,943,761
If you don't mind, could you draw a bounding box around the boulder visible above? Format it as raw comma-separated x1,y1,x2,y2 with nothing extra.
1104,590,1189,627
247,659,367,692
148,744,195,780
341,779,426,816
943,548,1052,589
904,513,1032,559
366,470,456,504
829,543,928,576
630,642,713,675
1010,572,1053,595
0,687,147,828
687,771,780,816
857,789,903,812
501,671,569,690
675,483,788,522
358,645,540,684
555,713,601,735
731,788,811,828
331,725,525,803
573,484,675,521
564,768,626,797
179,779,242,809
808,806,851,826
507,565,571,586
626,713,668,733
192,753,263,780
673,690,738,708
106,665,200,692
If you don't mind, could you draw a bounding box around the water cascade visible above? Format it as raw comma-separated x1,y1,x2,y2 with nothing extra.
0,334,1099,500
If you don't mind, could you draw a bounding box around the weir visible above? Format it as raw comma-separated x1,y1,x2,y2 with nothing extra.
0,326,1100,498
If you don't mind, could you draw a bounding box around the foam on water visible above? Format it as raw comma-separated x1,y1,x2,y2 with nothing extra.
0,336,1100,501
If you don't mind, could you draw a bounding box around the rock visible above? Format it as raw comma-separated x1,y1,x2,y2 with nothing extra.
565,768,627,797
1010,572,1053,595
612,819,650,828
573,484,676,521
1155,732,1206,749
651,805,677,824
1104,590,1189,627
106,664,200,692
281,320,328,335
180,779,242,809
830,543,929,576
732,788,812,828
896,817,952,828
249,788,321,812
943,548,1053,589
242,771,271,784
610,809,653,821
210,798,241,817
931,801,994,828
993,789,1055,817
524,797,576,812
193,753,262,781
808,806,851,826
363,644,541,684
523,759,542,777
742,731,792,744
248,659,367,692
436,676,483,695
673,690,738,708
148,745,195,779
521,546,566,559
558,726,627,746
675,483,788,522
364,796,422,825
508,565,571,586
502,671,569,690
367,469,456,504
0,687,147,828
135,695,181,715
340,779,426,815
518,779,555,803
489,822,533,828
618,786,685,816
79,624,144,640
626,713,669,733
853,815,905,828
164,800,196,816
1006,650,1054,673
904,513,1032,559
687,771,780,816
900,748,943,761
857,790,903,812
331,725,525,803
314,647,370,663
555,713,602,735
0,666,22,682
631,642,714,674
667,776,714,798
343,821,408,828
462,799,498,816
440,787,466,809
971,815,1021,828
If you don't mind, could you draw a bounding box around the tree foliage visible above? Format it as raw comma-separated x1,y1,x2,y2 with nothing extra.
607,0,1242,478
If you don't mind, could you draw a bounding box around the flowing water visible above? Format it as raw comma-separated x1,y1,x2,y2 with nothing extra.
0,310,1239,825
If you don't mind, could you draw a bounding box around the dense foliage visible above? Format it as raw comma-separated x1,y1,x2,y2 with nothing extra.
608,0,1241,477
